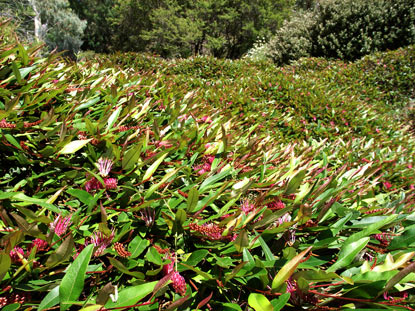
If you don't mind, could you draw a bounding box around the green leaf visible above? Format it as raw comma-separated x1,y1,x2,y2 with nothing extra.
184,249,209,266
142,152,168,181
5,134,23,150
146,246,162,265
285,170,306,195
248,293,273,311
108,257,145,279
104,281,157,308
272,246,313,290
67,188,94,206
179,263,214,280
199,167,232,193
388,224,415,250
11,61,22,83
186,187,199,213
46,235,74,268
59,244,94,311
38,286,60,311
106,106,121,132
222,303,243,311
122,144,142,171
60,139,93,154
258,236,275,262
2,303,20,311
344,215,397,246
13,193,60,213
327,238,370,273
128,236,150,258
75,96,100,111
271,293,290,311
0,251,11,282
234,229,249,253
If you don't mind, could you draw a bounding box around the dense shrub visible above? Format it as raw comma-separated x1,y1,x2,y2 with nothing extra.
312,0,415,60
261,11,315,65
254,0,415,64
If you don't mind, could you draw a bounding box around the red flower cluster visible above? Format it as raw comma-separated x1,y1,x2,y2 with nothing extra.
161,252,186,295
194,155,216,175
0,292,31,308
50,214,72,237
189,222,236,241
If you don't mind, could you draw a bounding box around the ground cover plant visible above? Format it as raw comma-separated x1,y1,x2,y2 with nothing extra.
1,19,415,310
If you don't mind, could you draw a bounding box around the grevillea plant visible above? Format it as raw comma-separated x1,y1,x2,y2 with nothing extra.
0,18,415,310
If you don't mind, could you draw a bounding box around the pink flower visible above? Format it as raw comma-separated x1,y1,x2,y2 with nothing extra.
104,178,118,190
89,230,115,257
241,199,255,215
85,177,102,192
97,158,113,177
277,213,291,226
31,239,48,251
267,200,286,210
376,128,380,133
162,253,186,295
383,181,392,190
171,272,186,295
50,214,72,236
10,247,25,263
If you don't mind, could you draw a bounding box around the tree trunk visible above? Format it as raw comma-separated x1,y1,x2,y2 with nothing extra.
28,0,42,41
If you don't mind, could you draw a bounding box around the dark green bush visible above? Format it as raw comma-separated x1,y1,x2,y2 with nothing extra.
312,0,415,60
262,0,415,64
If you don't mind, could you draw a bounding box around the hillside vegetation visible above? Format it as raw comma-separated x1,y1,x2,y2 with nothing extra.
1,19,415,310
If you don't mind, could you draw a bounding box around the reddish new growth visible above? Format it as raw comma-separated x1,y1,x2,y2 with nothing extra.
267,199,286,210
0,292,31,308
88,230,115,257
9,247,25,263
373,232,393,247
194,155,216,175
50,214,72,237
162,252,187,296
85,177,118,192
114,242,131,258
189,222,236,241
31,238,48,252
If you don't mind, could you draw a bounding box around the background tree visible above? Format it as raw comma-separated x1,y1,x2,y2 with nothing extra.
111,0,293,58
0,0,86,56
69,0,115,53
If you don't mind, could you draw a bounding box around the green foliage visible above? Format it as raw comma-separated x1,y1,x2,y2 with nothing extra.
311,0,415,60
262,11,315,65
112,0,293,58
258,0,415,64
69,0,116,53
1,21,415,310
36,0,87,56
0,0,86,56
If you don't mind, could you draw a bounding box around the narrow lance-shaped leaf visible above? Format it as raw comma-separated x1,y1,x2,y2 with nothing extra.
142,152,168,181
327,238,370,273
248,293,273,311
60,139,93,154
186,187,199,213
104,281,158,308
38,285,60,311
272,246,313,290
59,244,94,311
380,261,415,297
0,251,11,282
